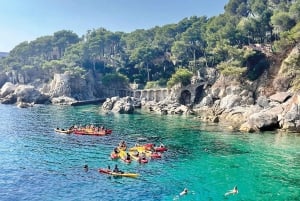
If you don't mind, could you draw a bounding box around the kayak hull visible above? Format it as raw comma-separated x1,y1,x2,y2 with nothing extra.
98,168,139,178
54,128,73,134
73,129,112,136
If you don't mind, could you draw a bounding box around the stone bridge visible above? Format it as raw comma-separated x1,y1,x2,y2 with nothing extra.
104,81,207,105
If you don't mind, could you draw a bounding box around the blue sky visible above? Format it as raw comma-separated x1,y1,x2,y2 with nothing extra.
0,0,228,52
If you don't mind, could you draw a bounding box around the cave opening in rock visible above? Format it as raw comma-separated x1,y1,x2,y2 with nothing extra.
179,90,191,105
194,85,204,104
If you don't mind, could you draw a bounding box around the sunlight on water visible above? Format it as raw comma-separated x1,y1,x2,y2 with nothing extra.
0,104,299,201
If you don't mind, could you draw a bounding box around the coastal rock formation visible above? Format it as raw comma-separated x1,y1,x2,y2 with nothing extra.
102,96,135,114
0,82,50,105
0,73,8,87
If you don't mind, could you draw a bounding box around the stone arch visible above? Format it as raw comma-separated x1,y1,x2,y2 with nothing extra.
155,90,161,102
179,90,191,105
141,90,148,100
162,89,169,99
134,90,141,99
194,85,205,104
149,90,154,101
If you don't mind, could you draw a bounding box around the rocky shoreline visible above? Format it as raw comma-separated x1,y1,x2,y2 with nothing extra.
1,47,300,134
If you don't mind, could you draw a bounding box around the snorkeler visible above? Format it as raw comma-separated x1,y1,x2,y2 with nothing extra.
224,186,238,196
179,188,188,196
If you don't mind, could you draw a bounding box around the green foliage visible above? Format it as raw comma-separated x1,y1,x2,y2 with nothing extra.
217,60,247,76
225,0,249,17
102,73,129,87
271,11,296,32
216,46,265,79
273,22,300,52
144,81,160,89
1,0,299,89
22,65,35,70
167,68,193,88
279,53,300,91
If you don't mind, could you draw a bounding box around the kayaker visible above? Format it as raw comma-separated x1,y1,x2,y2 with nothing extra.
113,164,123,173
180,188,188,196
114,147,119,154
224,186,238,196
126,153,131,161
119,140,127,150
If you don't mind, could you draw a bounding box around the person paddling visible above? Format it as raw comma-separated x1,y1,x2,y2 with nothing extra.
113,164,123,173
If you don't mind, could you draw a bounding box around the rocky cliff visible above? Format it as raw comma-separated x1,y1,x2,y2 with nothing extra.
0,43,300,134
183,45,300,133
0,70,104,106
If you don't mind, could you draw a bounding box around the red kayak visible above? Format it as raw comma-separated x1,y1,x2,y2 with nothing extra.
110,152,119,159
150,152,162,159
155,146,168,152
122,158,131,163
138,158,148,163
73,128,112,136
143,143,154,150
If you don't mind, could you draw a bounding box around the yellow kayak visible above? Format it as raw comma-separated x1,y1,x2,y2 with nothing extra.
129,146,146,152
99,168,139,178
110,172,139,178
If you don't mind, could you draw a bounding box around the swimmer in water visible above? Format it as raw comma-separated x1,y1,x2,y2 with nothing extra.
179,188,188,196
224,186,238,196
83,164,88,172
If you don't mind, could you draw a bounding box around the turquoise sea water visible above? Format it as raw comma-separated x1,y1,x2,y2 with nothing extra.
0,104,299,201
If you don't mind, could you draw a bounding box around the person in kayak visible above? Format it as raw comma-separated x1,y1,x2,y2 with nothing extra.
113,164,123,173
224,186,238,196
126,153,131,161
83,164,88,172
119,140,127,150
114,147,119,154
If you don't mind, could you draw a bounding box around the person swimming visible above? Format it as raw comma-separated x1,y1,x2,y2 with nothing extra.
224,186,238,196
179,188,188,196
83,164,88,172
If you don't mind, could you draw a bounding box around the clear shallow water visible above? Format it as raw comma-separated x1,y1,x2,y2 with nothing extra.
0,104,299,201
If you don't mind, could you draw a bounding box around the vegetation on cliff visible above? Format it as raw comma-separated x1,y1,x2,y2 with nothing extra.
0,0,299,90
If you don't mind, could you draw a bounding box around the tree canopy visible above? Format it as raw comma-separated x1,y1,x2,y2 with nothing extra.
1,0,299,89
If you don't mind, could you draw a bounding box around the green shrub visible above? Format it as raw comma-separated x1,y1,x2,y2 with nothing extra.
217,61,246,77
102,73,129,87
167,68,193,88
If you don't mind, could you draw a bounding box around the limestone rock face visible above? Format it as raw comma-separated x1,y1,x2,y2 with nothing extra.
269,92,292,103
199,95,214,107
0,73,8,88
220,95,242,109
51,96,76,105
0,82,16,98
14,85,50,104
256,96,269,108
47,73,72,98
0,83,50,105
248,111,279,130
102,96,135,114
279,94,300,132
43,72,101,103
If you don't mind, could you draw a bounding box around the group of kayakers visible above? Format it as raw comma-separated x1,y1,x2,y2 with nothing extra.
70,124,108,132
55,124,112,136
110,140,167,164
